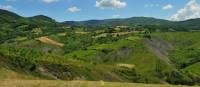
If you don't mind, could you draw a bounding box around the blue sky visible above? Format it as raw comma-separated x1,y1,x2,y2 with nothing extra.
0,0,200,22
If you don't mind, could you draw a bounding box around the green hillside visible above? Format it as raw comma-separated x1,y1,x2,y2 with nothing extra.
63,17,200,32
0,9,200,87
0,9,64,43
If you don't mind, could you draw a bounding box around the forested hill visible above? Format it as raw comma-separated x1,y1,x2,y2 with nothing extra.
63,17,171,27
0,9,62,43
1,9,200,32
1,9,200,86
63,17,200,32
1,8,200,43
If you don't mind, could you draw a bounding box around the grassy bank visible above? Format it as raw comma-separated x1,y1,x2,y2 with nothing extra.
0,80,198,87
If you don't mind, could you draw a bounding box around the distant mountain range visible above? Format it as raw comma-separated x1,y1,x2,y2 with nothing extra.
1,9,200,31
63,17,171,26
63,17,200,31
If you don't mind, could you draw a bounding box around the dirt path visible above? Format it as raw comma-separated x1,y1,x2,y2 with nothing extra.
37,37,64,47
143,38,173,66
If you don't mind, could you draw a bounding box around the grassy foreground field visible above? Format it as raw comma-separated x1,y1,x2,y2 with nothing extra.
0,80,198,87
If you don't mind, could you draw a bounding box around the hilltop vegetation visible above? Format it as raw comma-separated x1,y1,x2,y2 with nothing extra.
0,9,200,86
63,17,200,32
0,9,63,43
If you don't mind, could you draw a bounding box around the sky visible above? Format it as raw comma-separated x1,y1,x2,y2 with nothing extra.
0,0,200,22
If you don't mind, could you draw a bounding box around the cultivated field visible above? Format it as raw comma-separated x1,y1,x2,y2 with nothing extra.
37,37,64,47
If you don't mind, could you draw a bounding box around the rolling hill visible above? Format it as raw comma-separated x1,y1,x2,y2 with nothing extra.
0,9,200,87
0,9,64,43
63,17,200,31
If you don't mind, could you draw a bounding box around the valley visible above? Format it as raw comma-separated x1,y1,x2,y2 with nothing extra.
0,9,200,87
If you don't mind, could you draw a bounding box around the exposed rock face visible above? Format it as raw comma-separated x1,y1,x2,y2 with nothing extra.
93,47,133,62
143,37,173,66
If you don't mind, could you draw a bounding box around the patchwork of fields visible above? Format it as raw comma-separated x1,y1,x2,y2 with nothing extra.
1,8,200,87
0,31,200,86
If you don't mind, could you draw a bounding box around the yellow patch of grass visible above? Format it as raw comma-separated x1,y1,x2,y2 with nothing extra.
37,37,64,47
75,32,89,34
57,33,66,36
0,80,197,87
117,64,135,69
0,68,39,80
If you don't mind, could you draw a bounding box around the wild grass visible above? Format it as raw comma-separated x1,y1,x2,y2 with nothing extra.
0,80,197,87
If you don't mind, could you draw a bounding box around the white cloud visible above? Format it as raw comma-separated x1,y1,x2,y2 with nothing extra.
68,6,80,13
162,4,173,10
96,0,127,9
0,5,13,10
42,0,59,3
144,4,159,8
112,14,120,18
170,0,200,21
